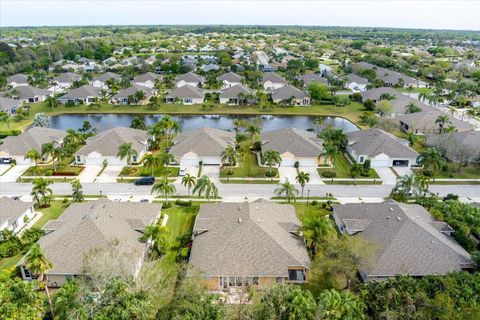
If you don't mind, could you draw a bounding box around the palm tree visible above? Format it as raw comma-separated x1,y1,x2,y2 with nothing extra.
221,145,239,168
142,153,161,176
31,178,53,207
148,122,165,150
301,214,333,255
141,224,171,258
130,115,147,130
406,132,418,147
405,102,422,114
51,146,65,172
41,142,54,165
192,175,218,202
274,179,299,203
24,244,54,318
0,112,10,129
45,95,59,111
295,171,310,197
24,149,41,175
466,108,478,123
435,115,450,133
232,119,247,132
414,174,430,197
158,115,180,147
117,143,138,168
394,174,417,197
263,149,281,175
324,143,339,166
64,128,81,148
181,173,196,196
418,92,428,102
349,162,363,185
151,176,176,203
418,147,446,180
246,124,260,138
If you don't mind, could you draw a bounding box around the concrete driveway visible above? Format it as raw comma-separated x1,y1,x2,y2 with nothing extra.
201,166,220,181
0,165,30,182
78,165,103,183
96,166,123,183
300,167,324,185
278,167,298,183
374,167,398,185
393,167,413,177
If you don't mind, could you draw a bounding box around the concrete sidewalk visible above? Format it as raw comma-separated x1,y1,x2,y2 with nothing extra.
0,165,29,182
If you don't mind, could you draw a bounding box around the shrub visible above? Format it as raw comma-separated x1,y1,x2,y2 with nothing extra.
162,202,172,209
422,170,433,177
265,171,277,177
0,130,21,139
321,171,336,178
311,200,318,206
443,193,459,201
252,140,262,151
294,161,299,169
175,199,192,207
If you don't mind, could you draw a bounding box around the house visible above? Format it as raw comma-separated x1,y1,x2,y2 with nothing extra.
298,73,328,87
132,72,162,89
74,127,149,166
397,110,473,135
188,199,310,291
359,87,401,103
175,72,206,87
343,74,369,92
166,85,205,105
383,95,433,116
261,128,323,167
169,127,235,166
0,96,22,115
262,73,287,91
52,72,82,89
59,85,101,105
11,86,51,103
346,128,419,167
0,197,35,234
271,85,310,105
19,199,161,287
253,51,277,72
351,62,427,88
332,201,473,282
0,127,67,165
200,44,214,52
91,72,121,89
201,63,220,72
110,84,156,105
426,130,480,163
217,72,243,89
219,84,256,105
7,73,28,87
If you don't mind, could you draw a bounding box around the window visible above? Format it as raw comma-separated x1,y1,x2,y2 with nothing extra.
359,156,364,163
252,277,259,285
288,269,306,282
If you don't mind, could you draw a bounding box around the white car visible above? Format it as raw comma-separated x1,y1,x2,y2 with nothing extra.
179,167,186,176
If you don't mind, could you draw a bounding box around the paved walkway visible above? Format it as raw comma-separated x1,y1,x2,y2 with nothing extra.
78,165,102,183
394,167,413,177
374,167,397,185
96,166,122,183
300,167,324,185
0,165,29,182
278,167,298,183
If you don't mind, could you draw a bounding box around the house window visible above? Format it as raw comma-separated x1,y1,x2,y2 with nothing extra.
252,277,259,285
359,156,364,163
76,155,81,162
288,269,306,283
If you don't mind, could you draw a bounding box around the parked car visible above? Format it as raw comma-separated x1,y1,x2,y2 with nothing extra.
134,176,155,185
179,167,186,176
0,158,12,164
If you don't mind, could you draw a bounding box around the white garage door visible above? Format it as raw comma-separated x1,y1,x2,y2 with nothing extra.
200,157,221,165
180,157,199,167
370,159,390,167
280,158,296,167
298,159,316,167
85,157,105,166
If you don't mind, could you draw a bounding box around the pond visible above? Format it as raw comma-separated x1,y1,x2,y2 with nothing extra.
48,114,359,133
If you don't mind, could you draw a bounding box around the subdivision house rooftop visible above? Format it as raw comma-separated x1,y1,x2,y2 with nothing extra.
75,127,148,157
170,127,235,158
271,85,308,100
175,72,206,83
343,73,369,84
261,127,323,158
0,127,67,156
397,110,473,132
298,73,328,86
217,72,243,82
0,197,33,228
220,84,255,99
352,62,421,86
426,130,480,158
111,84,155,99
166,84,204,99
332,201,473,281
188,199,310,277
346,128,419,159
359,87,401,101
262,72,287,84
0,96,21,112
21,199,161,275
385,95,433,114
61,84,101,99
11,86,50,99
53,72,82,83
7,73,28,84
92,72,121,82
133,72,163,83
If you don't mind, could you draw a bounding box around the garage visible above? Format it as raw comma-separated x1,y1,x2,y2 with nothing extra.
393,160,409,167
370,159,390,167
298,159,317,167
180,152,199,167
280,158,296,167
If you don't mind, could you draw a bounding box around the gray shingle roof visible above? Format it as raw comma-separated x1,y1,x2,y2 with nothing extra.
7,73,28,84
426,130,480,158
166,85,204,99
30,199,161,275
92,72,121,82
0,96,21,112
189,200,310,277
298,73,328,86
359,87,401,101
384,95,432,114
60,85,101,100
175,72,205,84
53,72,81,83
112,84,155,99
397,110,473,132
217,72,243,83
0,197,33,227
343,74,369,85
0,127,66,156
346,128,419,158
219,84,254,99
262,73,287,84
133,72,162,83
333,201,472,278
170,127,235,158
271,85,308,100
75,127,148,157
261,127,323,158
352,62,421,86
12,86,50,99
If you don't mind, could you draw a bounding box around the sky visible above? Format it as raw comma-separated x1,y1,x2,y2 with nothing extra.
1,0,480,31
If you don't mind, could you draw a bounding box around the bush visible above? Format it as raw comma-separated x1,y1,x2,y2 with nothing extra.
321,171,336,178
311,200,318,206
443,193,459,201
294,161,299,169
363,99,376,111
175,199,192,207
265,171,277,177
350,92,363,102
0,130,21,139
162,202,172,209
422,170,433,177
252,141,262,151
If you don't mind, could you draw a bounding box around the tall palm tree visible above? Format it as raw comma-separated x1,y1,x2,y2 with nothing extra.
263,149,281,175
51,146,65,172
192,175,218,202
246,124,260,138
221,145,239,167
158,115,180,147
324,143,339,166
313,116,324,133
301,214,333,255
24,149,41,175
130,115,147,130
24,244,54,319
151,176,176,203
181,173,196,196
141,224,171,258
295,171,310,197
418,147,446,180
232,119,247,132
414,174,430,197
117,143,138,168
435,115,450,133
45,95,59,111
349,162,363,185
148,122,165,150
394,174,417,197
274,179,299,203
142,153,161,176
41,142,55,165
31,177,53,207
64,128,81,148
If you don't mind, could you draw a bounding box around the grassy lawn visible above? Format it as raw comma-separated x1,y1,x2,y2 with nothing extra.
22,156,84,177
220,179,279,184
323,180,383,185
163,203,200,242
120,165,179,178
318,153,379,178
413,164,480,179
220,148,278,178
0,100,367,132
0,254,22,281
34,201,70,228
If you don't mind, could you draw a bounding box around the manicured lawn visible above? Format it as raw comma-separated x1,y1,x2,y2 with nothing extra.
318,153,379,179
220,179,279,184
120,165,179,178
220,150,278,178
413,164,480,179
22,156,84,177
34,201,70,228
0,254,22,282
323,180,383,185
163,203,200,244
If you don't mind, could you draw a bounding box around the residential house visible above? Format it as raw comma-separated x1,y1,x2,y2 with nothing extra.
0,127,67,165
261,127,323,167
397,110,473,135
11,86,51,103
217,72,243,89
74,127,149,166
7,73,29,87
52,72,82,90
346,128,419,167
343,74,369,92
359,87,401,103
332,201,473,282
169,127,235,166
175,72,206,88
91,72,121,89
426,130,480,163
352,62,427,88
219,84,256,105
188,199,310,291
166,85,205,105
253,51,277,72
383,95,433,116
202,64,220,72
0,197,35,234
0,96,22,115
110,84,156,105
59,85,101,105
19,199,161,287
132,72,162,89
262,73,287,91
271,85,310,105
298,73,328,87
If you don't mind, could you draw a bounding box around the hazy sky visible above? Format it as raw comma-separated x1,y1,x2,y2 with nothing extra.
1,1,480,30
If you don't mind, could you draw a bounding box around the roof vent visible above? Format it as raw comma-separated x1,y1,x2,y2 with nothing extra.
396,217,401,221
237,206,241,211
257,218,260,223
389,207,394,212
386,216,391,219
109,214,113,218
238,218,242,224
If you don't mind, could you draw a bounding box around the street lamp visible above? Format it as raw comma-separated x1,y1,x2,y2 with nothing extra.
307,189,310,204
